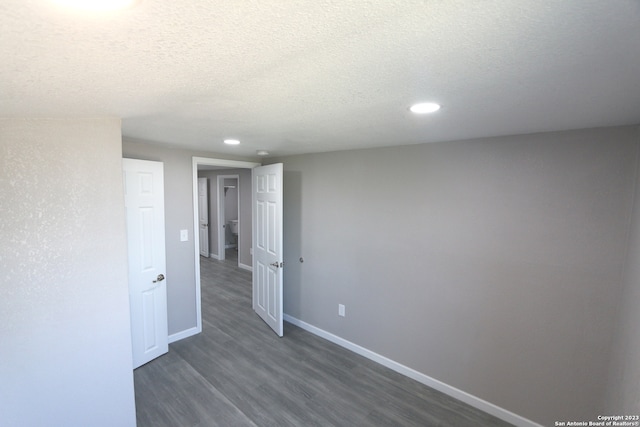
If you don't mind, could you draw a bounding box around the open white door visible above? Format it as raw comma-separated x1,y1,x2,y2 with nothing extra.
198,177,209,257
217,176,226,261
252,163,284,336
123,158,169,369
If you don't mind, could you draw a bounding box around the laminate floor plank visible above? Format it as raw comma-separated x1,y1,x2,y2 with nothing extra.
134,250,513,427
134,350,257,427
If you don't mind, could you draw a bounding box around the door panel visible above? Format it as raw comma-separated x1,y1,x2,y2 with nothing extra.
252,163,283,336
198,177,209,257
268,268,277,318
142,290,157,350
123,158,168,369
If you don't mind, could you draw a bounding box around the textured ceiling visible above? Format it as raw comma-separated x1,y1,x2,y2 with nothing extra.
1,0,639,157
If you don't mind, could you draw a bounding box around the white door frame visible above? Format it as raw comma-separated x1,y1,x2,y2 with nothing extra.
191,157,260,339
217,174,240,261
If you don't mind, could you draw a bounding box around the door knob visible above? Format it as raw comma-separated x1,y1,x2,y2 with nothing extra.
270,262,283,268
153,274,165,283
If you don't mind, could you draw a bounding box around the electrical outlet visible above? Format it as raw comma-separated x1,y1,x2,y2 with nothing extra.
338,304,345,317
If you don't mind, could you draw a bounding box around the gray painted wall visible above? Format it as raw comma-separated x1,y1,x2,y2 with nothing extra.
268,126,639,426
0,119,136,426
605,127,640,414
123,139,258,335
199,169,253,267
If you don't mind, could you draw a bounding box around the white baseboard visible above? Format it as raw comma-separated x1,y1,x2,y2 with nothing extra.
238,262,253,272
283,314,541,427
168,326,200,344
209,253,220,260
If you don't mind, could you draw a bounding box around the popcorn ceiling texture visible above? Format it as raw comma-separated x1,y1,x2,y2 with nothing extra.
0,1,639,157
0,118,136,427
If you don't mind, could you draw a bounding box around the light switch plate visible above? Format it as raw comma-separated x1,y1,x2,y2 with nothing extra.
180,229,188,242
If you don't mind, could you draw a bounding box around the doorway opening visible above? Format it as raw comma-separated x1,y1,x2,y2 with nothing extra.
191,157,260,337
216,174,240,264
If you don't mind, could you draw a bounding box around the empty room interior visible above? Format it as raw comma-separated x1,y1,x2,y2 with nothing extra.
1,1,640,426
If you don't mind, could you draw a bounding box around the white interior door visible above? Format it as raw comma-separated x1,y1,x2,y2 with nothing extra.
123,158,169,369
198,177,209,257
217,176,226,260
252,163,284,336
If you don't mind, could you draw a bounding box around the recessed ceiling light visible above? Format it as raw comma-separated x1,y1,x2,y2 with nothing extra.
52,0,137,11
410,102,441,114
256,150,270,156
224,139,240,145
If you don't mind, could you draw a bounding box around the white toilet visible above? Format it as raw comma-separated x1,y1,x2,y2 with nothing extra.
228,219,239,235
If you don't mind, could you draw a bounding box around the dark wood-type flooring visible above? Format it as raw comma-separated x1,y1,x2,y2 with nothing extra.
134,249,513,426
